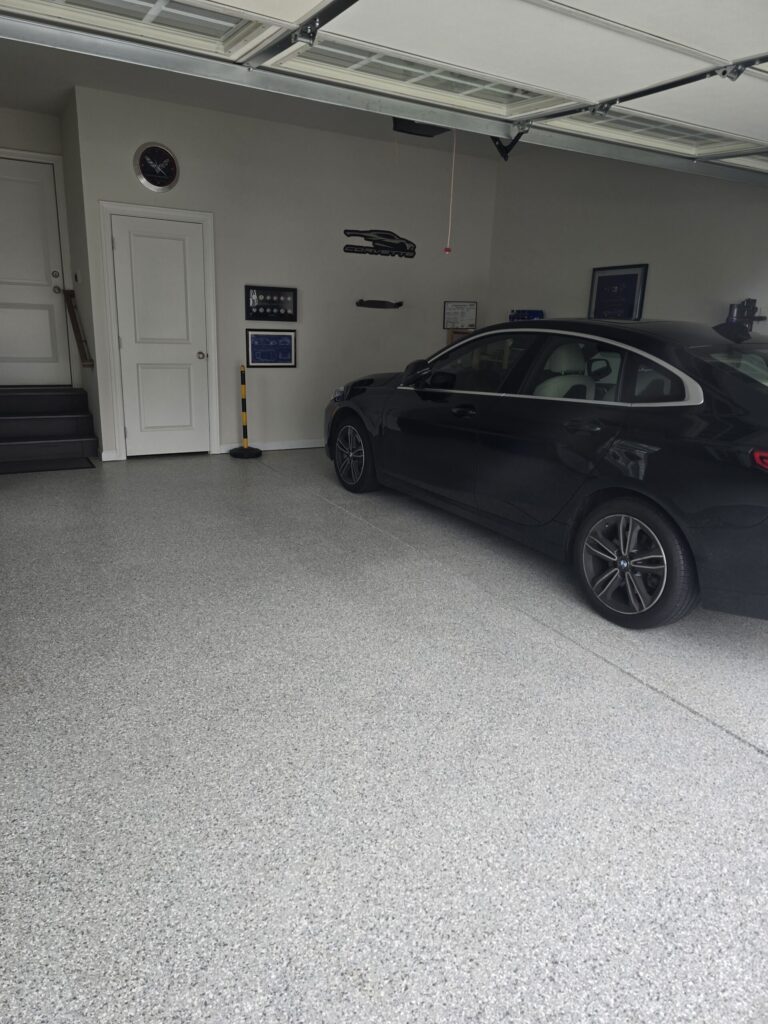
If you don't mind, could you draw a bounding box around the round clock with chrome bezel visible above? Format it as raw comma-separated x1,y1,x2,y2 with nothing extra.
133,143,179,193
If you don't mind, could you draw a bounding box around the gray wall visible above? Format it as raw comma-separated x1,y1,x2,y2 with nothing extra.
0,106,61,154
489,144,768,325
72,86,498,454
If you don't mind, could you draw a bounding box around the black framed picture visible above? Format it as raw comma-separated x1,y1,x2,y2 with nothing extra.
245,285,297,322
443,300,477,330
246,330,296,368
588,264,648,320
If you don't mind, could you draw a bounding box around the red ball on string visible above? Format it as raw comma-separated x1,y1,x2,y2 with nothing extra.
443,245,452,254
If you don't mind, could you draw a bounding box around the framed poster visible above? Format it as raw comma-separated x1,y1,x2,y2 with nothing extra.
246,330,296,368
245,285,297,322
588,264,648,320
443,300,477,330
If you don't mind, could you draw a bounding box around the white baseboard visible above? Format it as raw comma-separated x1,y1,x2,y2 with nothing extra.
216,439,324,454
99,442,323,461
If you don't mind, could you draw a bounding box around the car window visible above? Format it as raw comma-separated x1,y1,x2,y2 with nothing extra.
427,332,537,393
630,356,685,403
704,347,768,389
523,335,626,402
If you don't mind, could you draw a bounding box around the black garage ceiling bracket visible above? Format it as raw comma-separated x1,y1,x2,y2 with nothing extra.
491,127,529,161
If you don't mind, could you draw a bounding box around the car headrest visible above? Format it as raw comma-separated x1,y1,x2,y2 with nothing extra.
544,343,586,375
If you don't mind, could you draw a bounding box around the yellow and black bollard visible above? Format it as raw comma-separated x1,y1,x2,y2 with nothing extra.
229,364,262,459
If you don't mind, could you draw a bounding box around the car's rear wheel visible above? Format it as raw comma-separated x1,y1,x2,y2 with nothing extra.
574,497,699,628
333,417,379,493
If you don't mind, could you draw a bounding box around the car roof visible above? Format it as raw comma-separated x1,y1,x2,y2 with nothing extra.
478,319,709,343
475,318,768,349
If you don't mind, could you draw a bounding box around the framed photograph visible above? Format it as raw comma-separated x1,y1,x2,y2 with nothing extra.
246,330,296,368
245,285,297,322
443,300,477,330
588,264,648,320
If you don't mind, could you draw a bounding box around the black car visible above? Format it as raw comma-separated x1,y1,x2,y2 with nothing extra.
324,320,768,628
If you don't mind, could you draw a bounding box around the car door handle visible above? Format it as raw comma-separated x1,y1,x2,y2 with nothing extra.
563,419,605,434
451,404,477,418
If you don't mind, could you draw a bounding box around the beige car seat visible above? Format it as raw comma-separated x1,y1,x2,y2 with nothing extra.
533,343,596,400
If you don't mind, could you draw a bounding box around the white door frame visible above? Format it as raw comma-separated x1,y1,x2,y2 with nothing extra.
0,147,78,387
100,201,219,462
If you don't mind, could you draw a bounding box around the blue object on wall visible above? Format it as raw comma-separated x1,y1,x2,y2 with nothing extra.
509,309,545,321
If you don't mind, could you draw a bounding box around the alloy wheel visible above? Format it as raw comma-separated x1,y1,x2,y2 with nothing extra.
336,424,365,486
582,513,668,615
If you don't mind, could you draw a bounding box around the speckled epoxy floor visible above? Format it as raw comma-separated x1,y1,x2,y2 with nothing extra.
1,450,767,1024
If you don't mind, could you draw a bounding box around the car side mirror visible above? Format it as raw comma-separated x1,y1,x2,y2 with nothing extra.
589,357,612,381
402,359,430,385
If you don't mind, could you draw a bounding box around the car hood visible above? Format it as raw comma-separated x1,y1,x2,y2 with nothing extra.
347,371,401,391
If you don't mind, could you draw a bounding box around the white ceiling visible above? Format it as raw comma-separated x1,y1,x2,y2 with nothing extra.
2,0,768,175
629,71,768,145
550,0,768,62
326,0,712,102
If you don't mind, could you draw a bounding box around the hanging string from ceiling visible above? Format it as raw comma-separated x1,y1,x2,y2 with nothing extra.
443,129,457,254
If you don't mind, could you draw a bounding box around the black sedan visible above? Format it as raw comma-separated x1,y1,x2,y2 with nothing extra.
324,320,768,628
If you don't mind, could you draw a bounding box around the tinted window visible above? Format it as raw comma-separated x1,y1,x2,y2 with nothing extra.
524,335,625,402
427,332,536,393
699,346,768,390
631,357,685,403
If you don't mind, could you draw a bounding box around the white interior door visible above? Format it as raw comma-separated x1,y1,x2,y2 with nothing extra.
113,215,210,456
0,157,71,386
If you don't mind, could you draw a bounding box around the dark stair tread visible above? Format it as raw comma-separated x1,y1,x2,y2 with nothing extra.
0,436,99,445
0,437,99,461
0,458,94,475
0,393,90,415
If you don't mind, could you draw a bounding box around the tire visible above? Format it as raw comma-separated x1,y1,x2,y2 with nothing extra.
332,416,379,493
574,497,699,628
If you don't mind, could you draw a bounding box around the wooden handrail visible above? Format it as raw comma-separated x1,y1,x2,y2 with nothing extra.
63,289,94,368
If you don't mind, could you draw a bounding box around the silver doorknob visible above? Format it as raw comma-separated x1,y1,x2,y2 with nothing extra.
52,286,62,294
51,270,60,279
197,351,206,359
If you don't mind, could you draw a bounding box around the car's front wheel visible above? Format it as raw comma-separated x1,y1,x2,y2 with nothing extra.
574,497,699,628
333,417,379,493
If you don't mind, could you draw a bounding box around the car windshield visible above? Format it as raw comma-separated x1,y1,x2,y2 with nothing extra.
686,337,768,391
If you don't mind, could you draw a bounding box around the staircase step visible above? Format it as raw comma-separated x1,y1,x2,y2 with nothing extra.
0,386,90,416
0,436,99,462
0,457,94,476
0,414,94,440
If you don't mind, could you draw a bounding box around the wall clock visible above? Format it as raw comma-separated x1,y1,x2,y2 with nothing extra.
133,143,179,193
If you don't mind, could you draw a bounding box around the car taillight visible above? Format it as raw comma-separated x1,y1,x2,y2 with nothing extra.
753,450,768,471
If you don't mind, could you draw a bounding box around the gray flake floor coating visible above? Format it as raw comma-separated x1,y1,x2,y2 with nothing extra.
1,450,767,1024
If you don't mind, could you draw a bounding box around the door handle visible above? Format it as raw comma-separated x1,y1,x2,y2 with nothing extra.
197,351,207,360
451,403,477,418
52,286,62,294
563,419,605,434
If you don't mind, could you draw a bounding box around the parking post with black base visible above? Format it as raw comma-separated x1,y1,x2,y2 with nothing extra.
229,364,262,459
